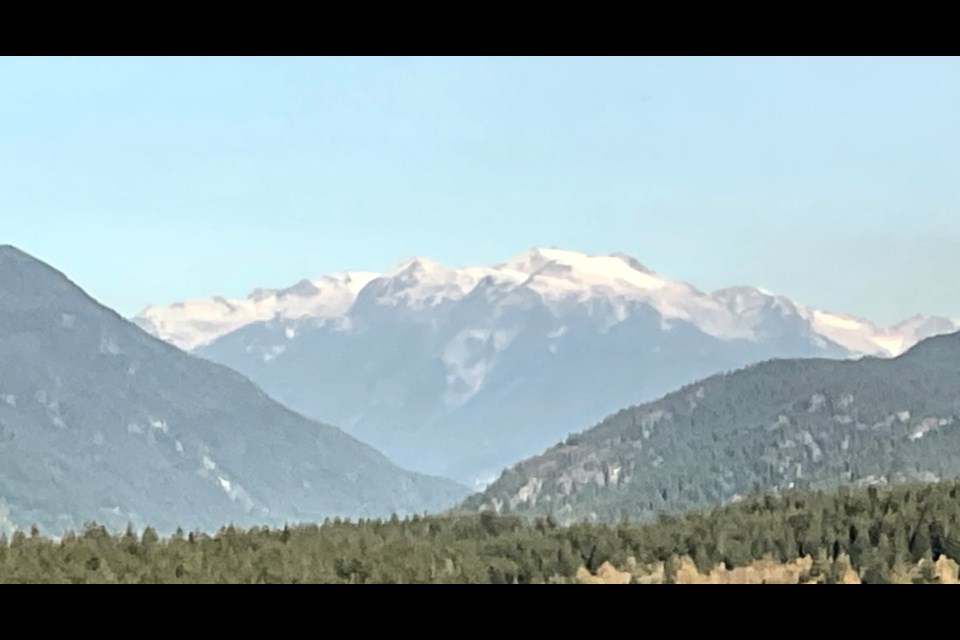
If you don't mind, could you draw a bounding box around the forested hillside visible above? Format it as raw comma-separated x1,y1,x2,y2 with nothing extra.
0,245,467,535
4,478,960,583
467,331,960,522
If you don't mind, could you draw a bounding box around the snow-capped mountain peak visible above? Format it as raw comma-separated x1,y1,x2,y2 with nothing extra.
608,252,656,275
359,256,486,310
144,247,960,487
502,247,661,286
135,270,378,351
497,248,675,311
498,246,556,273
531,248,667,291
387,256,447,277
135,248,960,358
713,286,798,315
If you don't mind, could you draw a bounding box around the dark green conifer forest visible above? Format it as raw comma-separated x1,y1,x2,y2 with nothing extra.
4,478,960,583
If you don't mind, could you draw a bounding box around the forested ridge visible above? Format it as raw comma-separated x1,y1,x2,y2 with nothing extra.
469,332,960,522
4,478,960,583
0,245,468,535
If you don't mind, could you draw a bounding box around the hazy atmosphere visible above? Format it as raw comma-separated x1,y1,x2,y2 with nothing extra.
2,56,958,324
3,56,960,585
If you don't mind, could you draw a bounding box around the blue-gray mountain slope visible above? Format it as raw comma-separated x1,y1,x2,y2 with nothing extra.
0,246,468,535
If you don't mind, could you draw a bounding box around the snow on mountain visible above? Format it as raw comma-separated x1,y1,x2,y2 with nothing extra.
136,271,378,350
713,287,954,358
0,246,468,535
806,309,898,356
356,257,489,311
506,247,668,293
134,247,960,488
136,247,958,358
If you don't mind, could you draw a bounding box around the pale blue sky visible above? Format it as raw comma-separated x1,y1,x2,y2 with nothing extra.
1,56,958,324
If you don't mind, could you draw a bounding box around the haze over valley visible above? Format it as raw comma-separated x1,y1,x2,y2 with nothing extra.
137,248,959,487
3,55,959,584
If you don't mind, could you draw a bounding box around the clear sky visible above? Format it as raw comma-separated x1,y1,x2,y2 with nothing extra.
1,56,958,324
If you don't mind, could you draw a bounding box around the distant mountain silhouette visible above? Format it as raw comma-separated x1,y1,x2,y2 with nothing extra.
139,248,959,488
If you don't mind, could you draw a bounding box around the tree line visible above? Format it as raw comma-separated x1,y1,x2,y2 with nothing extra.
3,478,960,583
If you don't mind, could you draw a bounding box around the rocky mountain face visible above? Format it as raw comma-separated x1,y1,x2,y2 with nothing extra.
0,246,468,535
136,248,960,488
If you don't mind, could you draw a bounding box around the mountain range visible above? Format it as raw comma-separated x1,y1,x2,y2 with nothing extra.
135,248,960,487
465,330,960,523
0,246,468,536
